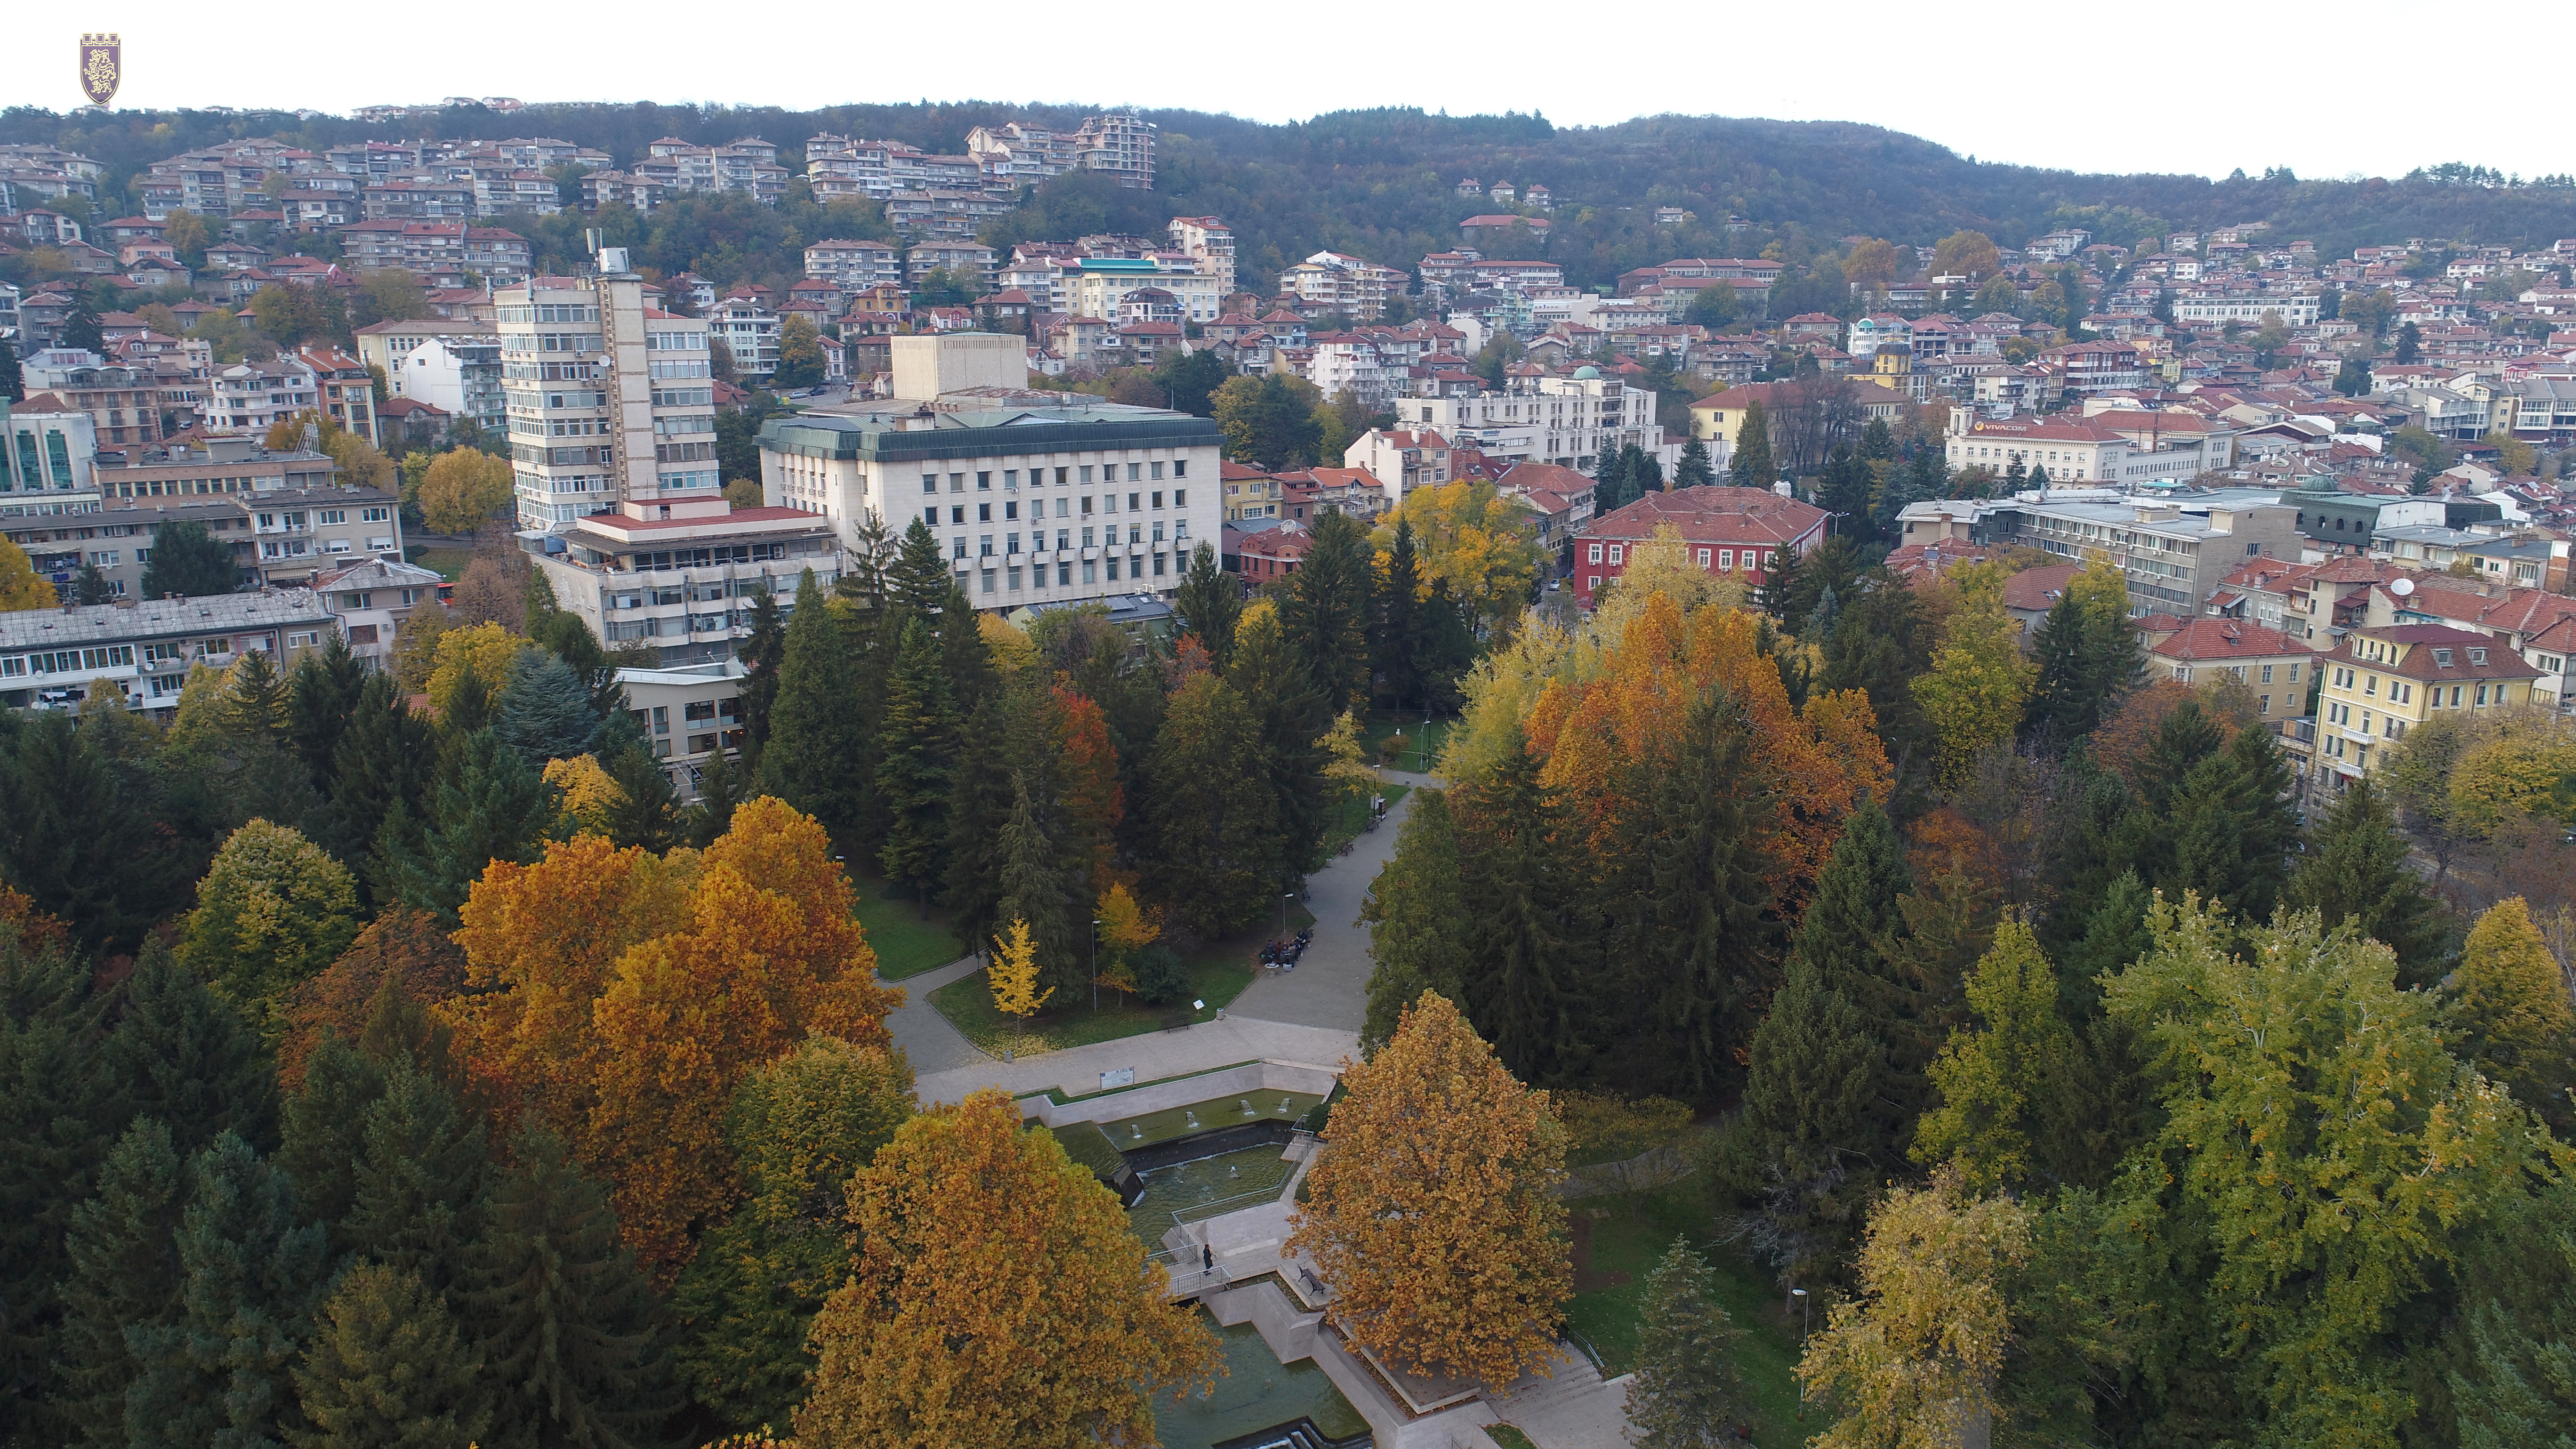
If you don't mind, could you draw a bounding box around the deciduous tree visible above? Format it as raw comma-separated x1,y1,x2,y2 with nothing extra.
2447,895,2576,1131
796,1088,1216,1448
1911,918,2082,1191
1287,991,1570,1390
179,819,362,1039
416,449,516,534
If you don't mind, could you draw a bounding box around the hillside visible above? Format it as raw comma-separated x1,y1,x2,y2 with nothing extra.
10,101,2576,290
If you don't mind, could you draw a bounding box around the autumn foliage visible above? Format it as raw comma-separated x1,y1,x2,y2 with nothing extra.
1288,991,1571,1391
276,908,469,1089
795,1088,1216,1448
443,797,901,1272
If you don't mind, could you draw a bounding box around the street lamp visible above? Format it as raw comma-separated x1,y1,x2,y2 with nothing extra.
1791,1287,1811,1420
1281,892,1294,939
1091,919,1103,1013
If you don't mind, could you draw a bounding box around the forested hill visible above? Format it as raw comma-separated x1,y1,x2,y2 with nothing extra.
12,100,2576,289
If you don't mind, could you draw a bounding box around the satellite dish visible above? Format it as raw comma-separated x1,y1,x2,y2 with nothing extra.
2390,577,2415,597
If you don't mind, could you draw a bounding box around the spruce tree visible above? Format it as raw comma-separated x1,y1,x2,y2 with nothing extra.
290,1263,491,1449
996,776,1085,1000
1644,692,1778,1098
937,578,996,716
1143,674,1282,938
2448,897,2576,1135
756,571,872,837
492,650,599,768
321,674,434,877
343,1061,490,1297
1593,444,1632,514
1372,519,1425,710
1716,958,1877,1278
2163,724,2299,921
2058,869,2155,1021
684,746,745,847
1816,443,1875,545
125,1132,332,1449
876,618,956,914
1417,578,1477,710
1626,442,1664,494
941,693,1015,954
0,926,115,1438
0,713,194,949
275,1034,392,1242
885,515,953,622
224,650,294,748
1284,509,1373,709
1173,540,1242,666
1727,401,1776,488
99,938,278,1159
56,1119,188,1448
1672,435,1717,490
465,1119,671,1449
379,728,549,923
735,589,787,756
1627,1238,1747,1449
601,746,681,853
2283,778,2448,985
0,334,20,402
285,634,366,795
1459,735,1580,1085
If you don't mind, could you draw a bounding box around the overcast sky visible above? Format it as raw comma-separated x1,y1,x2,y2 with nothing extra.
29,2,2562,184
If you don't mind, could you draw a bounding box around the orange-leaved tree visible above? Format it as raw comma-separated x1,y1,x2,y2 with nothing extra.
1287,990,1571,1390
1054,683,1123,885
587,797,900,1271
277,907,468,1089
795,1088,1216,1448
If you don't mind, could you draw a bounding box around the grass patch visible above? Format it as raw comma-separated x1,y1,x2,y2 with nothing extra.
1563,1186,1808,1446
928,907,1306,1059
850,871,965,981
414,547,473,582
1483,1427,1539,1449
1314,782,1409,868
1363,712,1456,773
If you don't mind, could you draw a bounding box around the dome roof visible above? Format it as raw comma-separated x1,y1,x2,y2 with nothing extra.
1571,364,1601,379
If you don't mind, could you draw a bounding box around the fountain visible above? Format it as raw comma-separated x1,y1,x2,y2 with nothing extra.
1184,1110,1199,1130
1240,1097,1255,1116
1131,1124,1143,1141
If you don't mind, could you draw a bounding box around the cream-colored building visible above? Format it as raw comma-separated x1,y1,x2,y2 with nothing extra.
1058,258,1225,324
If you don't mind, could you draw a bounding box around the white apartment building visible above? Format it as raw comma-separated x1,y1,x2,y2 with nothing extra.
804,238,904,290
207,359,322,436
1280,251,1408,322
1387,369,1674,483
1072,113,1157,190
706,296,781,380
758,335,1223,610
617,658,748,784
1307,334,1393,409
0,594,338,716
499,273,720,526
2171,293,2322,327
1058,257,1224,324
1167,216,1236,295
906,242,999,288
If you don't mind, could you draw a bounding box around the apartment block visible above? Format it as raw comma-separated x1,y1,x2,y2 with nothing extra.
804,238,905,290
1970,489,2302,618
0,594,340,715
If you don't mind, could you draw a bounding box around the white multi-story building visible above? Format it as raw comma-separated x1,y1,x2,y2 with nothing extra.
1307,334,1393,409
1167,216,1236,296
2170,292,2322,327
706,295,781,380
804,238,904,290
758,334,1222,611
1280,251,1408,322
499,271,727,525
206,358,322,437
1071,113,1156,190
1058,257,1224,324
1386,368,1674,482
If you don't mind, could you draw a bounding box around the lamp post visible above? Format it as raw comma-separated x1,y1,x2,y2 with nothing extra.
1791,1287,1810,1420
1281,892,1293,940
1091,918,1103,1012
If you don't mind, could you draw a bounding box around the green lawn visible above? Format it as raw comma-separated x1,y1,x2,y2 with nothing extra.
850,872,966,981
1564,1186,1810,1447
413,547,474,582
928,906,1308,1059
1363,712,1456,773
1483,1427,1539,1449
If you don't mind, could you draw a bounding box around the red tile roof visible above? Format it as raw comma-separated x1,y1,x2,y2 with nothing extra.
1581,485,1827,546
2148,617,2307,662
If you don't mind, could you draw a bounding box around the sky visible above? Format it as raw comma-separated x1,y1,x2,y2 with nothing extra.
24,2,2564,183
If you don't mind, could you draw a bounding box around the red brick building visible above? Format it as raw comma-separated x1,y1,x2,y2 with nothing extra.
1571,485,1828,608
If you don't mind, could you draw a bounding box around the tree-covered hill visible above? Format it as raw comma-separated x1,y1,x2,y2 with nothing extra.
10,100,2575,290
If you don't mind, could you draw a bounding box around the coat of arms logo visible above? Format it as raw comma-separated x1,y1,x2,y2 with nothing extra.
80,34,121,108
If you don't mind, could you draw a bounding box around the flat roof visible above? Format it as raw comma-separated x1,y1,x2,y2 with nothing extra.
0,593,337,651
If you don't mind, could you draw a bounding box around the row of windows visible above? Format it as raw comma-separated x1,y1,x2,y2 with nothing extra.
922,492,1184,526
971,553,1167,593
645,330,709,351
918,460,1189,494
946,521,1187,555
1586,540,1776,572
499,305,600,324
1,645,135,676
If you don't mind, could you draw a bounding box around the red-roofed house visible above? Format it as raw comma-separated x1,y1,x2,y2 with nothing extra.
2147,618,2313,716
1342,427,1451,503
1571,485,1828,608
2000,563,2081,645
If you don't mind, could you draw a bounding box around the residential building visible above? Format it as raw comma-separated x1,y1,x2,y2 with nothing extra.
1972,490,2307,618
296,345,380,447
310,555,444,663
1688,378,1908,459
1071,113,1157,190
616,659,749,787
2309,622,2544,788
0,594,339,715
1999,562,2082,646
1494,462,1596,573
206,358,322,438
1396,368,1676,476
16,351,164,448
1167,216,1237,295
1279,252,1407,322
906,242,998,289
1572,485,1829,609
499,270,718,527
1056,257,1223,324
1342,428,1452,504
756,334,1224,610
389,335,507,438
804,238,904,290
1222,460,1283,522
231,486,406,587
706,294,782,380
1945,412,2234,486
89,434,342,501
2145,618,2313,716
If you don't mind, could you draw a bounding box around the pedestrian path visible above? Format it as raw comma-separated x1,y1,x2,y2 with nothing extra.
1228,767,1441,1031
913,1014,1359,1107
878,952,989,1077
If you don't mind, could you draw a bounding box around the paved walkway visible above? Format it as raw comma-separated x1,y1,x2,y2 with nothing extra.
880,953,990,1078
1228,768,1441,1031
913,1015,1358,1107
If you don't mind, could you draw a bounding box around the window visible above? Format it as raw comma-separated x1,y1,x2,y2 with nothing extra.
361,507,389,523
1081,495,1094,515
1004,501,1018,521
977,503,991,523
1174,488,1186,506
1151,491,1164,509
2258,695,2271,713
977,472,991,490
1587,576,1601,592
1587,543,1602,564
923,474,938,494
1128,492,1142,511
1151,463,1165,481
1173,460,1188,478
2468,647,2487,665
2476,684,2490,706
1079,466,1094,483
925,506,940,526
1697,548,1711,567
1718,549,1734,571
1127,463,1142,482
2286,663,2300,682
1608,544,1625,564
979,535,994,557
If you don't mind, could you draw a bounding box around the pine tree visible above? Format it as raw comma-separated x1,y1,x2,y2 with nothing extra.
464,1119,671,1449
99,938,278,1159
941,693,1015,953
1728,401,1776,488
1627,1238,1747,1449
736,589,787,756
1284,510,1373,709
321,674,435,877
290,1263,492,1449
2164,724,2299,922
2283,778,2448,985
1817,443,1875,545
1371,520,1425,711
1459,734,1581,1085
1173,540,1242,666
1593,444,1632,514
378,728,550,923
1672,435,1717,490
1643,692,1778,1098
1143,673,1282,938
0,335,21,402
1229,603,1332,877
225,649,294,747
0,925,116,1439
125,1132,332,1449
285,634,366,795
55,1119,187,1448
876,618,955,914
1760,539,1806,628
343,1061,490,1297
2058,869,2154,1021
996,776,1085,1000
1417,578,1477,710
1716,958,1877,1279
1626,442,1664,494
72,559,113,604
756,571,871,837
0,713,194,948
492,651,599,768
937,578,995,716
275,1034,392,1243
601,746,681,852
885,515,953,622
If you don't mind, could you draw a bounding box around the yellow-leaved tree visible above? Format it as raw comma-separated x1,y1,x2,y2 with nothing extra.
989,917,1051,1055
542,754,624,837
1094,881,1159,1001
1797,1163,2032,1449
1912,562,2037,789
795,1088,1217,1448
1287,990,1571,1390
1317,708,1379,813
1371,480,1540,632
0,537,59,612
426,620,535,718
416,447,517,533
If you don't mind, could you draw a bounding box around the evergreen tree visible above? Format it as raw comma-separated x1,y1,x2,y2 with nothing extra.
64,290,106,353
0,335,21,402
1458,734,1581,1085
320,674,434,877
1715,958,1877,1280
2024,587,2113,740
377,729,549,923
2448,897,2576,1134
1672,435,1717,490
1173,540,1242,666
2134,698,2225,815
0,936,115,1441
492,651,599,768
684,746,745,848
343,1061,490,1297
225,650,293,749
1728,402,1776,488
885,516,952,622
941,693,1015,953
0,713,193,948
290,1263,492,1449
876,618,955,913
1143,673,1281,937
1641,692,1778,1098
996,775,1085,1001
2163,724,2299,922
1820,584,1938,798
72,559,114,604
275,1034,391,1244
2058,869,2155,1021
1627,1238,1747,1449
755,570,871,836
285,635,366,796
735,588,787,757
937,579,996,716
1592,444,1632,515
1760,539,1806,628
2283,778,2448,985
600,746,681,853
1371,520,1425,711
1227,606,1331,884
140,520,242,599
56,1119,188,1448
1784,800,1925,1168
2450,1172,2576,1448
125,1132,332,1449
1417,578,1478,711
1816,443,1875,546
464,1119,671,1449
1283,509,1373,709
1626,442,1664,494
99,938,278,1159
